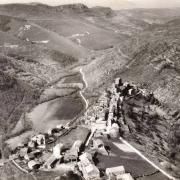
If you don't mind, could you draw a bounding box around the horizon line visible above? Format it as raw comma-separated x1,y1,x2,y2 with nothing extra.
0,2,180,10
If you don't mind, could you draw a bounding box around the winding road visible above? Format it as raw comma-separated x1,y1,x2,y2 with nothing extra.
79,67,89,109
65,67,89,128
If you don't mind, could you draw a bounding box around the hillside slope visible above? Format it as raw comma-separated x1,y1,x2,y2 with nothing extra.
0,3,180,180
118,17,180,109
114,18,180,178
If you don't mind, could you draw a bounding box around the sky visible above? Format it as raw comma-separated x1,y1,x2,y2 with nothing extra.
0,0,180,9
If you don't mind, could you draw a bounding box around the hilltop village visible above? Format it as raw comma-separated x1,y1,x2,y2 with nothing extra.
7,77,171,180
82,78,160,137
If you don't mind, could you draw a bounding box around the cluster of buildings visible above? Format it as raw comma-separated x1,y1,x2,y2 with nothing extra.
8,123,124,179
9,77,155,179
83,79,132,138
9,122,135,180
84,77,157,139
10,125,87,172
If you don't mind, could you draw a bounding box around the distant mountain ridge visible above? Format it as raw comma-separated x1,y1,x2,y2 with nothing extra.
0,3,179,19
0,3,113,18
